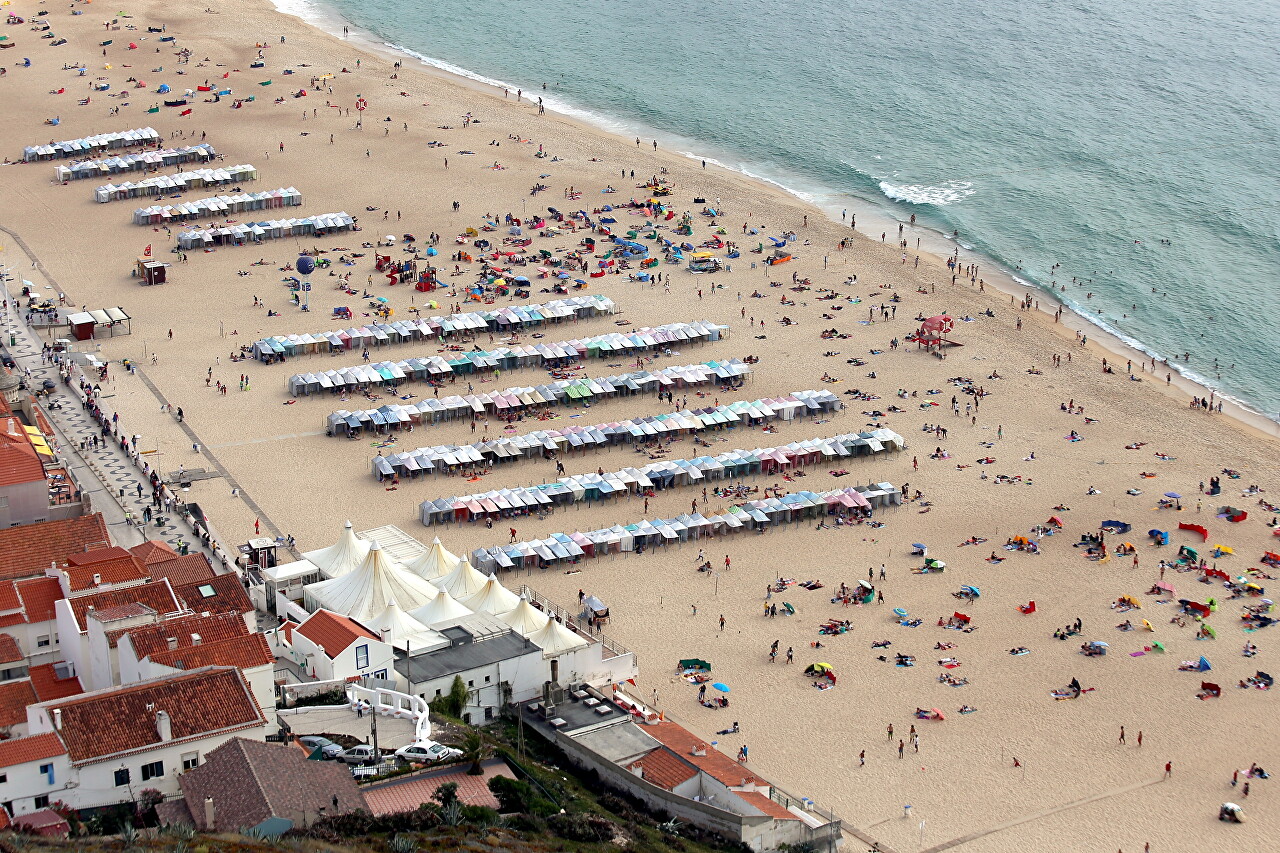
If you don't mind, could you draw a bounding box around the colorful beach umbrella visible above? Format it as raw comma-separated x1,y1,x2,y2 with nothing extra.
712,682,730,693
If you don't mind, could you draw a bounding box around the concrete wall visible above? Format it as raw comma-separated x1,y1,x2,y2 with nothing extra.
0,753,73,816
0,480,50,529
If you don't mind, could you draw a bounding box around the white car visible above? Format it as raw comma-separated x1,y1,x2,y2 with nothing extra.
395,741,462,764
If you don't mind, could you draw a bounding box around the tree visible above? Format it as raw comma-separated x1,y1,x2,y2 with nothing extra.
459,730,490,775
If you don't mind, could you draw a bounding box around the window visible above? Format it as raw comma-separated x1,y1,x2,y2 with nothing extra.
355,645,369,669
39,763,54,784
36,636,50,649
484,675,491,683
467,680,474,688
0,773,7,784
141,760,164,781
196,584,217,598
33,795,48,809
114,768,131,787
374,670,387,681
0,497,8,508
484,706,494,721
181,753,199,771
434,689,442,697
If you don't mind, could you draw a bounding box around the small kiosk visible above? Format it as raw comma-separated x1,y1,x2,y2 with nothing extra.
134,256,169,285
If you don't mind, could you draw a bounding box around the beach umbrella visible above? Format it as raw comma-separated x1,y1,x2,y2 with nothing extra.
1164,492,1182,499
385,235,396,243
711,682,730,693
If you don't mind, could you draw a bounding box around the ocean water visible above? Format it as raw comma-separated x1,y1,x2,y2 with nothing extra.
280,0,1280,417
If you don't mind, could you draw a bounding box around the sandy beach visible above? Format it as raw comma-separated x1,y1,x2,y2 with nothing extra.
2,1,1278,850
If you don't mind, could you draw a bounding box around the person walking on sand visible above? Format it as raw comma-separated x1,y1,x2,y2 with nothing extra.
691,604,698,616
898,739,905,759
1119,726,1126,745
786,646,793,664
719,614,726,632
887,723,894,740
1164,761,1172,778
1137,730,1143,747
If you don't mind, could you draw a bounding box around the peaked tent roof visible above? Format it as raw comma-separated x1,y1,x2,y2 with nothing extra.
404,536,460,581
526,616,589,657
303,520,371,578
432,555,489,600
360,599,437,645
308,542,439,622
461,575,521,615
408,586,473,627
496,595,550,637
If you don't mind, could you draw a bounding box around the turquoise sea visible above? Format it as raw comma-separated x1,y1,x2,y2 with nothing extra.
278,0,1280,418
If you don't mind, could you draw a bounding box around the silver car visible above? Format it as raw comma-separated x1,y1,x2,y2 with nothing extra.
394,741,462,764
297,735,343,760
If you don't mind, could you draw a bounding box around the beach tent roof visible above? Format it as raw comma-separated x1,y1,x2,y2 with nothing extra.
360,598,435,644
307,541,440,621
303,520,371,578
498,594,552,636
527,615,589,657
461,575,522,615
408,586,474,627
405,536,461,581
433,555,490,599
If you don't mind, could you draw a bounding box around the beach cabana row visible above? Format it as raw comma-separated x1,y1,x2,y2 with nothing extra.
132,187,302,225
264,294,616,365
54,143,216,182
23,127,160,162
419,429,905,526
176,212,354,249
279,319,726,379
372,390,842,479
468,484,901,571
95,164,258,203
322,359,751,433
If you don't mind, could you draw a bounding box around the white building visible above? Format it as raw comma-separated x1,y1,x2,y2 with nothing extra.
280,609,396,683
0,732,72,817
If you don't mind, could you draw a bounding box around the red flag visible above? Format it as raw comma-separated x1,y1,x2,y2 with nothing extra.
180,108,192,117
144,245,152,257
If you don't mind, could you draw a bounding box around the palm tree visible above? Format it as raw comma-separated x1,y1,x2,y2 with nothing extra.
458,731,490,775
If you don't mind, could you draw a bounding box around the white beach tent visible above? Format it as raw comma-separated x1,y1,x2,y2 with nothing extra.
497,594,551,637
409,586,474,627
306,542,439,621
303,520,371,579
461,575,521,615
405,536,460,581
526,616,589,658
359,599,448,652
432,555,489,600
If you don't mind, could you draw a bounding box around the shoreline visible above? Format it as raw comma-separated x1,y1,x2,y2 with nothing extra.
269,0,1280,441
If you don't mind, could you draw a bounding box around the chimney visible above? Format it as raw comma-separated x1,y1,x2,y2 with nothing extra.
92,573,102,586
202,796,215,830
690,743,707,757
166,637,178,651
191,633,202,646
155,709,172,742
52,709,62,730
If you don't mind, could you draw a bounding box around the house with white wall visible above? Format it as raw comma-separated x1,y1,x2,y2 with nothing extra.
284,609,394,683
0,733,72,818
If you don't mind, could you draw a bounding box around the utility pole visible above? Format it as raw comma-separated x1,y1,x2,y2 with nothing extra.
369,697,379,758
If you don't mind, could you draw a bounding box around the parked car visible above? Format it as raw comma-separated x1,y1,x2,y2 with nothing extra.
338,744,386,766
394,741,462,765
297,735,343,760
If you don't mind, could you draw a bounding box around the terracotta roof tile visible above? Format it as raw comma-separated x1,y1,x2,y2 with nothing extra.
0,633,22,663
626,746,698,791
27,663,84,703
125,612,248,660
0,515,110,582
295,610,378,658
364,759,511,815
12,809,70,837
14,577,61,625
0,679,37,727
177,737,367,832
0,582,20,613
61,555,148,593
0,613,25,629
42,666,265,764
129,541,178,565
148,633,272,672
0,732,66,769
66,547,133,567
0,806,9,831
148,554,216,588
68,580,180,632
645,720,764,788
0,417,44,489
176,573,252,617
735,790,801,821
91,603,157,622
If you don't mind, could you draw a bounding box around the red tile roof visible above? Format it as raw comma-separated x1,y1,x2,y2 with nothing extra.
148,633,272,672
43,666,265,764
0,732,66,769
0,679,37,727
364,759,512,815
735,790,801,821
14,577,62,625
0,614,24,629
61,555,148,593
129,541,178,565
0,417,44,489
12,809,70,837
67,580,180,632
0,805,9,831
295,610,378,658
645,721,764,788
124,612,248,660
66,547,133,567
0,633,22,664
148,554,216,588
176,573,252,617
0,515,110,582
0,582,20,614
626,746,698,790
27,663,84,703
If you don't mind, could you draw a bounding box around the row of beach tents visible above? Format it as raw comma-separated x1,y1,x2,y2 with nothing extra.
420,430,905,526
324,360,750,433
132,187,302,225
23,126,161,161
95,164,258,203
54,143,217,181
176,212,354,249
